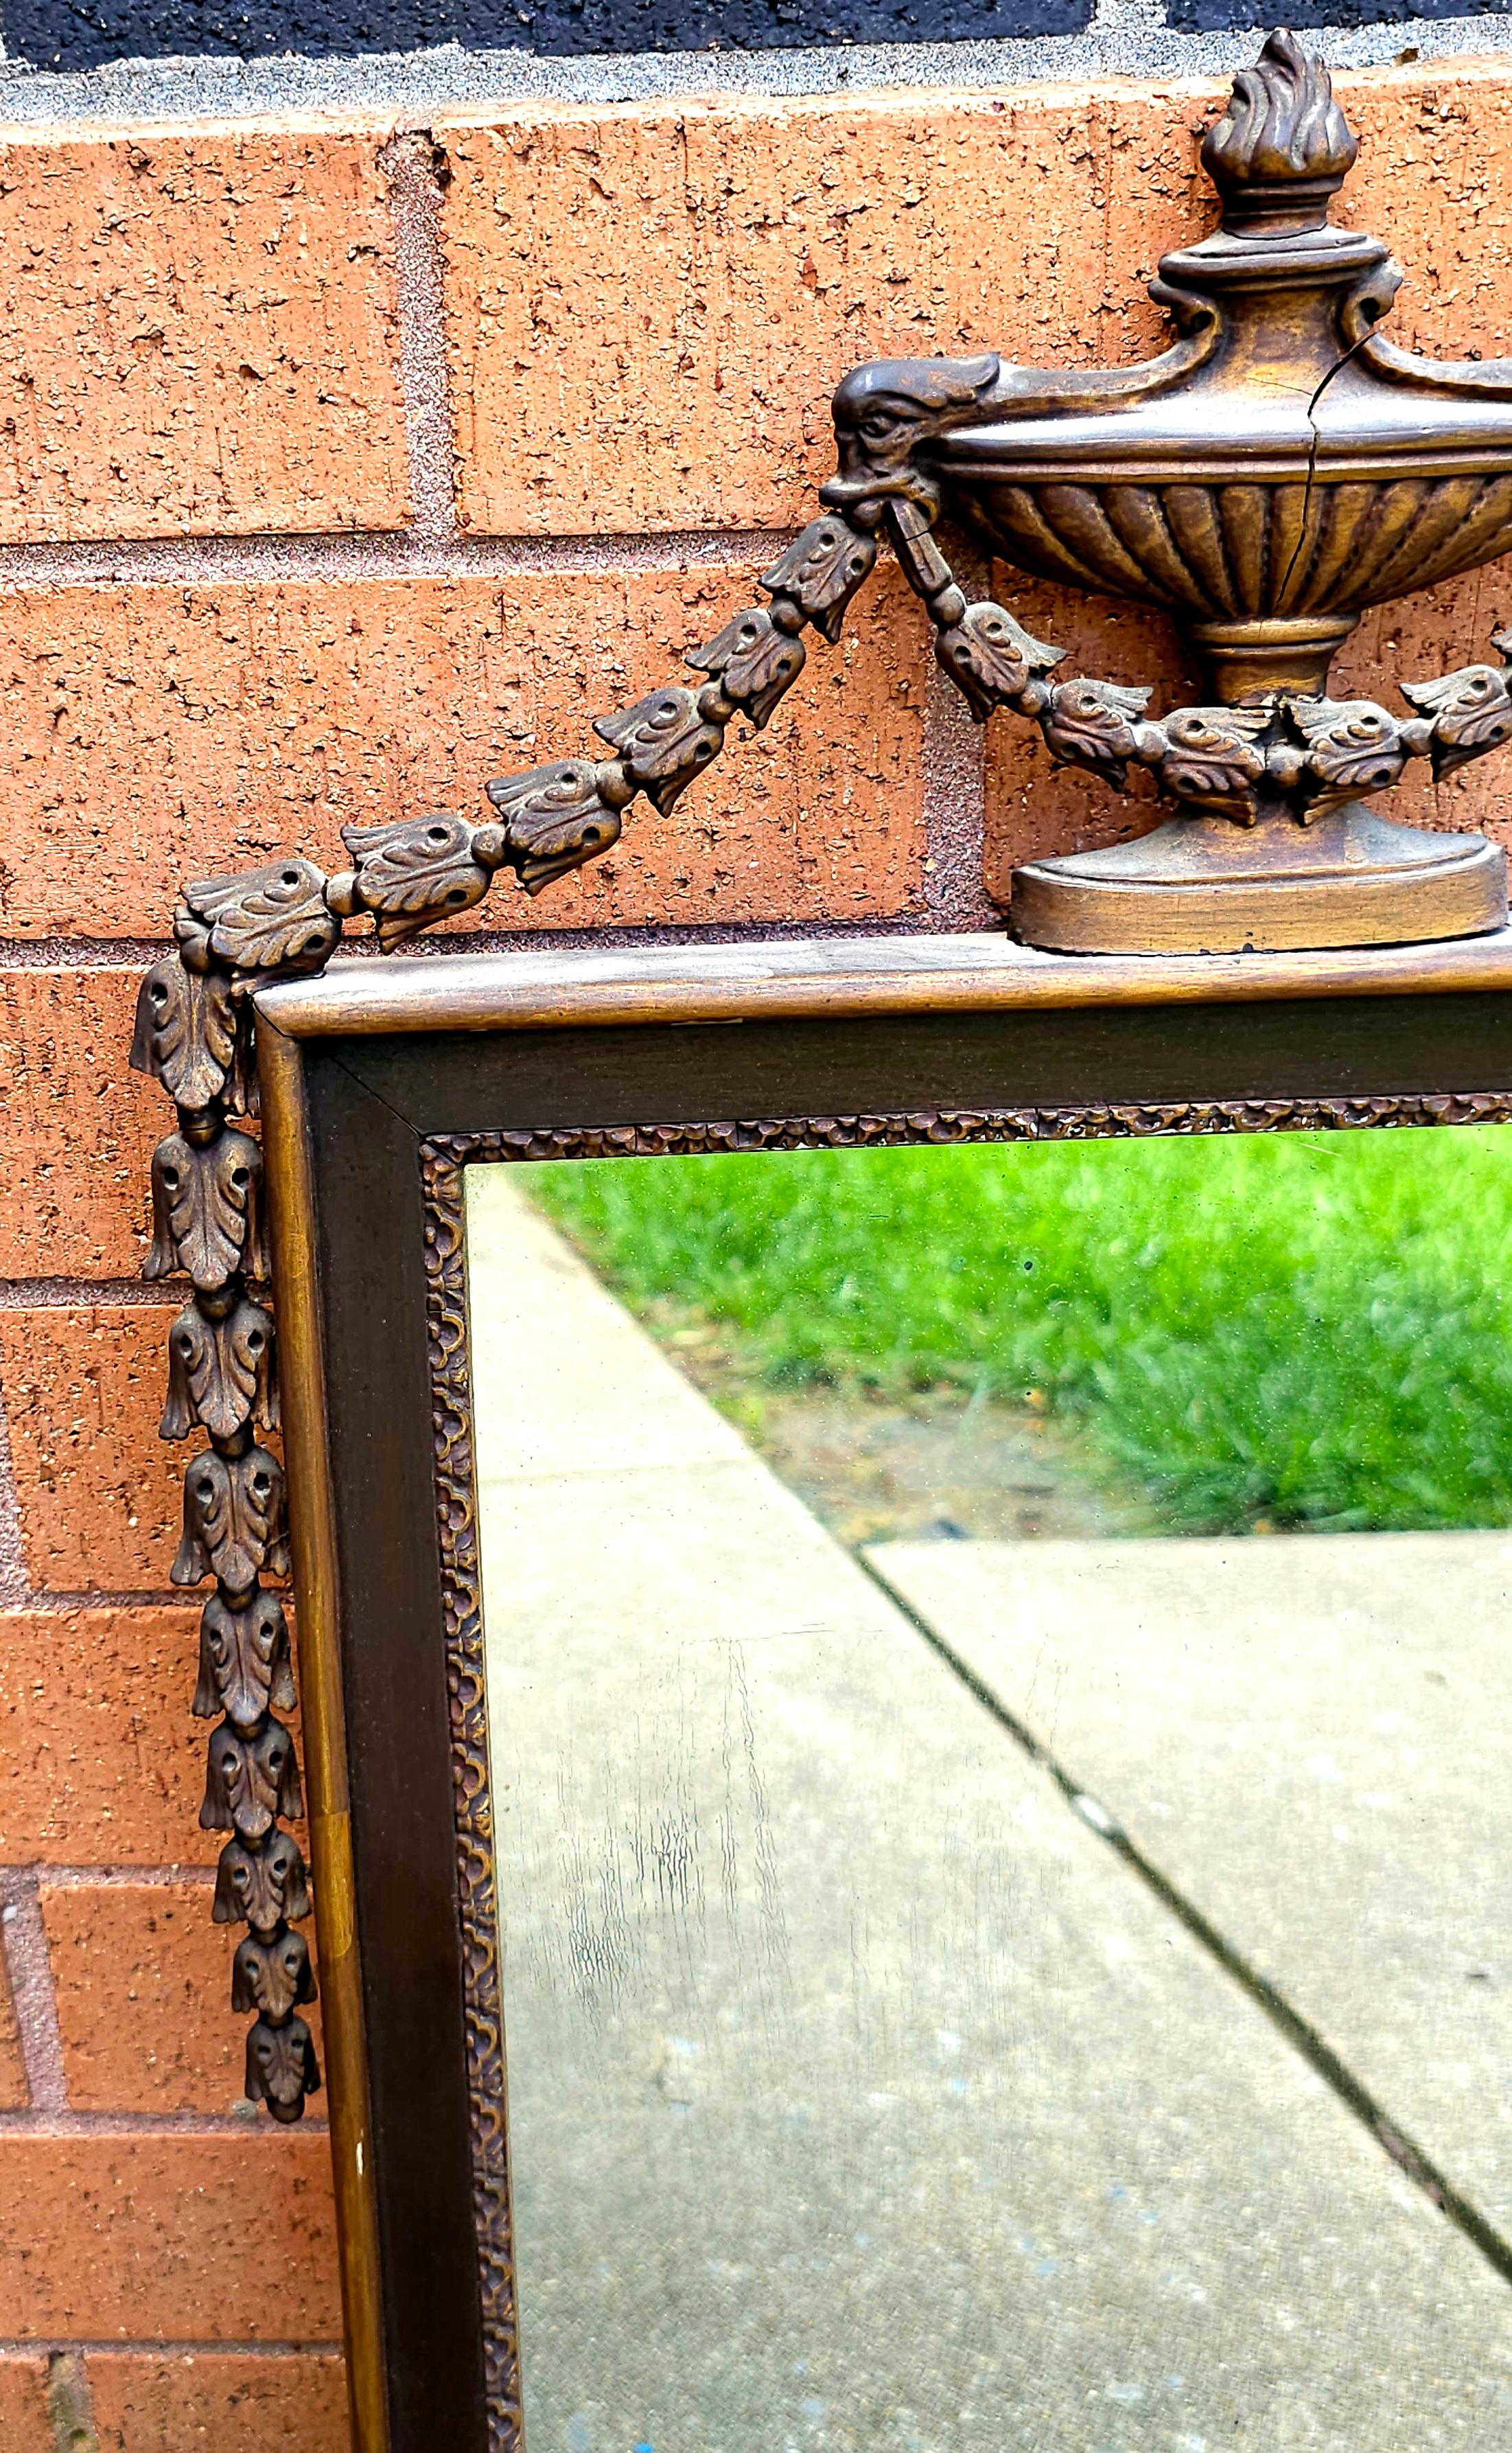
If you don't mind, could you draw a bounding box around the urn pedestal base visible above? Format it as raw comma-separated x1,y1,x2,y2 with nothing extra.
1009,805,1509,956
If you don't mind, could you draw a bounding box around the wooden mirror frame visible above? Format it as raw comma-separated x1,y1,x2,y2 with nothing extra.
231,927,1512,2453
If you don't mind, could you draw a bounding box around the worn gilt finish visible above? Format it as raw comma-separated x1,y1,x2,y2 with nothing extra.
129,27,1512,2129
122,36,1512,2452
421,1145,522,2452
823,31,1512,949
127,495,892,2121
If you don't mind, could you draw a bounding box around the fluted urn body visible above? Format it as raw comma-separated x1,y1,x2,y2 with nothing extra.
824,34,1512,949
930,39,1512,706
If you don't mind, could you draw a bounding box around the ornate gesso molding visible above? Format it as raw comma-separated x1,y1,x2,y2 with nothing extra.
425,1094,1512,1166
127,507,883,2127
410,1086,1512,2444
420,1144,521,2450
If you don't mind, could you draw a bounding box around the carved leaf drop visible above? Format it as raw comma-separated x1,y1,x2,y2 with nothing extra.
173,1444,289,1594
760,516,880,643
1291,698,1410,817
688,608,808,728
233,1928,316,2020
246,2012,321,2121
200,1715,303,1839
1401,660,1512,777
1041,679,1154,785
147,1128,266,1290
194,1589,295,1731
593,688,725,815
213,1831,311,1933
1154,704,1270,823
130,958,240,1113
161,1298,278,1444
182,857,338,974
933,601,1064,722
341,814,500,949
485,759,629,893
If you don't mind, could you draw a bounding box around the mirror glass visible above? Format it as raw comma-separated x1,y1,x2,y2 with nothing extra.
464,1131,1512,2450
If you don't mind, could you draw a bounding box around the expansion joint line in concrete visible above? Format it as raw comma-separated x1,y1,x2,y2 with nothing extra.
857,1551,1512,2296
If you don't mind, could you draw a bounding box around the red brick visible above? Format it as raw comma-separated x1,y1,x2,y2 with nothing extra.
0,2356,50,2453
90,2353,350,2453
439,62,1512,540
44,1880,323,2115
438,85,1204,535
0,2132,340,2339
0,565,925,941
0,967,161,1280
0,122,407,542
0,1606,215,1864
0,1304,209,1591
0,1946,28,2108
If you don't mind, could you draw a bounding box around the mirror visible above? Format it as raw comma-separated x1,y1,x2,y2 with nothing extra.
464,1131,1512,2448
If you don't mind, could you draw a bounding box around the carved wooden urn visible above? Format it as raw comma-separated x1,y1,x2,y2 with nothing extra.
822,31,1512,952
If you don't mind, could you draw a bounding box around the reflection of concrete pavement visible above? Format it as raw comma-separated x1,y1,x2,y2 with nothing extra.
467,1171,1512,2452
869,1532,1512,2252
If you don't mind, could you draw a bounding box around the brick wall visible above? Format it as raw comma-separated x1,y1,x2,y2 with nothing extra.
3,56,1512,2449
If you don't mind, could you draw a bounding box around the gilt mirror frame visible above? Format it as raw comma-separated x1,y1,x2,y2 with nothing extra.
250,932,1512,2453
113,25,1512,2445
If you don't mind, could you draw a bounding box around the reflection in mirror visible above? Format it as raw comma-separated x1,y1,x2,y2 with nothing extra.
465,1133,1512,2449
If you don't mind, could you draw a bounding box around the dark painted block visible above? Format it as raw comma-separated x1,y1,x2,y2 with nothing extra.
1,0,1089,70
1171,0,1506,26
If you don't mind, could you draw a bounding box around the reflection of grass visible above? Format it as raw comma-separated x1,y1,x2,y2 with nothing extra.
526,1129,1512,1536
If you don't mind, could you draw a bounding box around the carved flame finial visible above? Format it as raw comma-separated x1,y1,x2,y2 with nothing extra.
1202,30,1358,235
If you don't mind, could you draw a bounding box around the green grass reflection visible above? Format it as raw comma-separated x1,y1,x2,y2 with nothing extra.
527,1128,1512,1535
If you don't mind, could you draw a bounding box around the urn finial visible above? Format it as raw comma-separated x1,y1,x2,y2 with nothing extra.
1202,29,1358,235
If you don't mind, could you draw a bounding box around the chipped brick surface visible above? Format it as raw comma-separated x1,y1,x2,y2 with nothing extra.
89,2352,351,2452
0,2356,50,2453
0,565,925,939
0,967,159,1279
0,122,408,542
0,1304,202,1591
0,1950,30,2108
439,85,1207,535
44,1879,323,2113
0,1607,213,1863
439,64,1512,577
0,2132,340,2338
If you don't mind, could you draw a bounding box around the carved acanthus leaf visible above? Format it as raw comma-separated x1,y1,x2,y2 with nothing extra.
233,1928,316,2021
146,1127,266,1290
1290,696,1410,818
180,857,338,974
760,516,879,643
1040,679,1155,785
484,759,630,895
340,814,506,950
194,1590,295,1732
688,608,808,728
172,1444,289,1594
162,1298,277,1444
1153,704,1270,824
1401,658,1512,778
934,601,1065,722
130,958,241,1114
593,687,725,815
246,2013,321,2123
200,1715,303,1840
213,1831,311,1934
